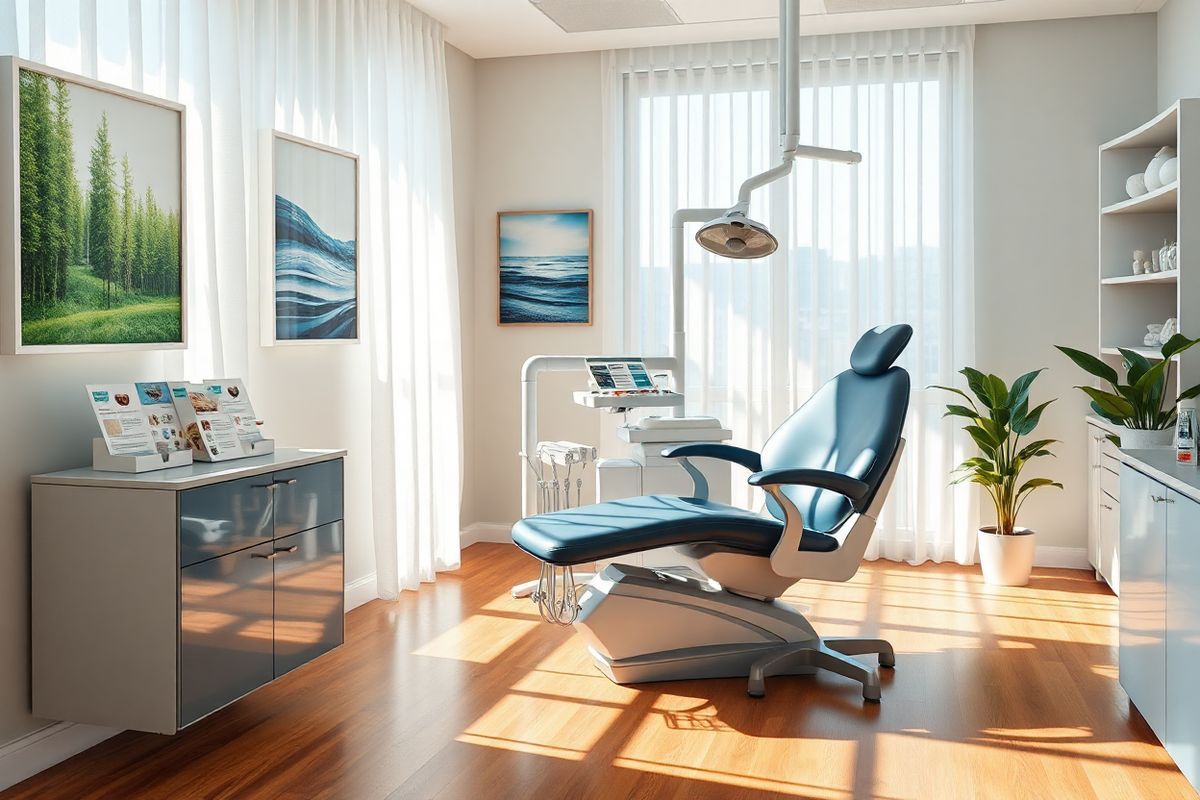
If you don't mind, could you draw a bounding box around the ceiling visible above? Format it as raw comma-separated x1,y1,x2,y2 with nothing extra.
409,0,1165,59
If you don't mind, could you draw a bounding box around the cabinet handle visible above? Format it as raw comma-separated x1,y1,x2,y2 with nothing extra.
272,478,298,487
253,551,280,560
1152,495,1174,503
274,545,299,556
1101,503,1113,511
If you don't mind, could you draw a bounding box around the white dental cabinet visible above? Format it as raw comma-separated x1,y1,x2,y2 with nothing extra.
1118,449,1200,790
30,448,346,734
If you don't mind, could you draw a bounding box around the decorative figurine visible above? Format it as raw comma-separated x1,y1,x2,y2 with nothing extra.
1147,324,1165,346
1135,250,1147,274
1162,317,1179,344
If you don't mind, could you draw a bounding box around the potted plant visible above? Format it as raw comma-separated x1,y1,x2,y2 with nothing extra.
1057,334,1200,448
933,368,1062,586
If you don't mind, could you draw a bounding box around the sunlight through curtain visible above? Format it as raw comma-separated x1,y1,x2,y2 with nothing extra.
603,29,978,564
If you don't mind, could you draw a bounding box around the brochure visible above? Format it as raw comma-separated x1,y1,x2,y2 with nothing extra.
169,382,248,461
87,382,191,457
86,384,158,456
201,379,264,445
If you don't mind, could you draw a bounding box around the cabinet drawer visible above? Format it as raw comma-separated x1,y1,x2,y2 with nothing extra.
273,521,345,679
179,474,275,567
180,543,275,727
272,459,344,539
1101,466,1120,502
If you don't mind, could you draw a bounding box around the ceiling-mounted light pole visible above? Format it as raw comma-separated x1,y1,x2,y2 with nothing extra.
694,0,862,260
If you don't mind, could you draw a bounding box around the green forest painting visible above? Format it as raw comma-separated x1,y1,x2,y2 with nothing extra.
18,67,182,347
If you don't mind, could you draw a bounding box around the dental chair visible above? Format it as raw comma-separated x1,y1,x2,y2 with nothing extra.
511,324,912,701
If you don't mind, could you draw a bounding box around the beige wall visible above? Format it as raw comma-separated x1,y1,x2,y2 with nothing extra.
973,14,1158,548
1158,0,1200,110
466,52,607,526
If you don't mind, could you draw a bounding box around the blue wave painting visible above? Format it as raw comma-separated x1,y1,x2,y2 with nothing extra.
498,211,591,324
275,195,357,340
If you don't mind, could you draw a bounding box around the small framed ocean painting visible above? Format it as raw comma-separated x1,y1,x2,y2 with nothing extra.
497,210,592,326
266,131,359,345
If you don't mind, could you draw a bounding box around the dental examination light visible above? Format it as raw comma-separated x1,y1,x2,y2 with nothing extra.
694,0,862,260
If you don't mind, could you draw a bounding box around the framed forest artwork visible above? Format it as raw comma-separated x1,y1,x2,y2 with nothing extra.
0,57,186,354
497,210,592,326
262,130,359,345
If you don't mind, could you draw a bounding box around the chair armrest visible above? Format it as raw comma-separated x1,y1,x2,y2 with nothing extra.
660,443,762,472
747,468,870,508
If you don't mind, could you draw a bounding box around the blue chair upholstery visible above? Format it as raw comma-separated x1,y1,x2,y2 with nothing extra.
511,324,912,568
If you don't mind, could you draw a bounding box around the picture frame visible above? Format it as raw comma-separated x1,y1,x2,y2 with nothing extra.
0,56,187,354
497,209,593,326
261,130,360,346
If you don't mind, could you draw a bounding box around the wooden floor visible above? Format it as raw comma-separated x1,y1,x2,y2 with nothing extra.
4,543,1195,800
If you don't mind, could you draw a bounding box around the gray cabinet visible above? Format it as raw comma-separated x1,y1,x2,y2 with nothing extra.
1166,487,1200,785
1119,463,1167,740
32,448,347,734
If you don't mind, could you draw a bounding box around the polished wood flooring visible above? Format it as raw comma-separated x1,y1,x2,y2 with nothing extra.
4,543,1194,800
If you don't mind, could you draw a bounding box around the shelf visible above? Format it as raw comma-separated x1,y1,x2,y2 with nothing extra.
1101,102,1178,151
1102,181,1178,215
1101,346,1178,361
572,390,684,410
1101,270,1178,286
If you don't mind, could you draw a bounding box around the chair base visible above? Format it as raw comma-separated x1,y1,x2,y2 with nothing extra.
574,563,892,702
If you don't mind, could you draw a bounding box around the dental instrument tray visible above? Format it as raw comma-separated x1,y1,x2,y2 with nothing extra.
617,416,732,443
573,390,683,410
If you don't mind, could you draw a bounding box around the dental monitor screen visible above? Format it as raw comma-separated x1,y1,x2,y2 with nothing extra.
586,358,656,393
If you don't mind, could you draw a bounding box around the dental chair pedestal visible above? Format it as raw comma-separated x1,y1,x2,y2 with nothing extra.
513,325,912,702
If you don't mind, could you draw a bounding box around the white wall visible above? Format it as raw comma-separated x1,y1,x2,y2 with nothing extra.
1158,0,1200,110
467,52,606,526
974,14,1158,549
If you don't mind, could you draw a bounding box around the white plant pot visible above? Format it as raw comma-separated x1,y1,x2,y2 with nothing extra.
1117,426,1174,449
978,527,1036,587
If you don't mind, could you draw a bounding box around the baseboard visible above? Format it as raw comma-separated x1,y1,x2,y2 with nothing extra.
345,571,378,611
461,522,514,548
0,721,119,792
1034,546,1091,570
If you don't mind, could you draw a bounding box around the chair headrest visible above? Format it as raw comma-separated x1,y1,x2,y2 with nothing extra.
849,324,913,376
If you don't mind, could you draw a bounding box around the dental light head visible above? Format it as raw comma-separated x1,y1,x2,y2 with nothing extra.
695,209,779,259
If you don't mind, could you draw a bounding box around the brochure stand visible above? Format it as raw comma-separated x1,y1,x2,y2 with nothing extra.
91,439,194,473
190,438,276,463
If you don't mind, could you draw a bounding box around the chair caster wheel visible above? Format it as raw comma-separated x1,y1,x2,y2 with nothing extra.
864,696,881,704
879,655,896,669
747,689,764,699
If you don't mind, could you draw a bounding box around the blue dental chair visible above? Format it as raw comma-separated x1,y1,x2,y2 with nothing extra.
512,324,912,701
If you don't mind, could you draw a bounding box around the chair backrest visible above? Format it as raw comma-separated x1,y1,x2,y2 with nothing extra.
759,325,912,533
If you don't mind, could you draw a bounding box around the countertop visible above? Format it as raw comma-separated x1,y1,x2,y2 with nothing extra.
1120,448,1200,502
32,447,347,491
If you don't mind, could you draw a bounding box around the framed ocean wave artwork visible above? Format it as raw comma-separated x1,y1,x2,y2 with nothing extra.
264,131,358,345
497,210,592,326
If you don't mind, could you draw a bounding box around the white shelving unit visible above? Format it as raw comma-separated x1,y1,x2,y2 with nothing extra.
1098,99,1200,393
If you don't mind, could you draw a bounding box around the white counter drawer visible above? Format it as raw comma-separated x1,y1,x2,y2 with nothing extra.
1101,466,1120,502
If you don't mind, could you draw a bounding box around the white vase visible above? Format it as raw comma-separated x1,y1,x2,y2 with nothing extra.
1127,173,1148,198
978,527,1036,587
1117,426,1174,449
1160,156,1180,185
1145,146,1176,191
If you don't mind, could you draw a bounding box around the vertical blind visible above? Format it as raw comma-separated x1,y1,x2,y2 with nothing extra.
603,28,978,564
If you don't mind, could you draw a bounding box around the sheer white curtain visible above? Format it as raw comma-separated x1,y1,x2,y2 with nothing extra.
2,0,462,593
603,28,978,564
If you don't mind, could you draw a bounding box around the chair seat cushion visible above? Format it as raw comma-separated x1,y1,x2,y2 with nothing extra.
511,495,839,567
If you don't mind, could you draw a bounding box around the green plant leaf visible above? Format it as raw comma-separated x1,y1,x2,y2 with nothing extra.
1012,399,1054,435
1119,348,1153,385
1179,383,1200,402
964,425,1000,453
1007,369,1044,411
943,404,979,420
960,367,993,407
1076,386,1135,419
1016,438,1058,461
1162,333,1200,361
1090,400,1125,425
929,384,979,412
1056,345,1118,385
1017,477,1064,496
985,374,1009,409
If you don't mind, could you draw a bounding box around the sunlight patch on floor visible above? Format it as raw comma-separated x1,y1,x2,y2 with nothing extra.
413,613,540,663
458,692,624,761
